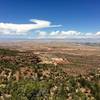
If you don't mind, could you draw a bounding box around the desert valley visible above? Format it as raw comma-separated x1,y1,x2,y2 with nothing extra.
0,40,100,100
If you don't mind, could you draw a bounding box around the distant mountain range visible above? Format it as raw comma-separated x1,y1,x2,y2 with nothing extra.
0,37,100,43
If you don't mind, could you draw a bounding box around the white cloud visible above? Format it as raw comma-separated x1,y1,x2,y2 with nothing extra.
96,32,100,35
50,31,60,36
36,30,100,39
0,19,61,35
85,33,93,36
36,30,47,38
60,31,81,36
36,30,82,39
0,19,100,39
49,30,81,36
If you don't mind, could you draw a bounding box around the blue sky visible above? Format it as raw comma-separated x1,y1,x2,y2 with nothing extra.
0,0,100,39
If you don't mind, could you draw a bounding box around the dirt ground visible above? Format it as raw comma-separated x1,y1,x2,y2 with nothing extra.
0,40,100,75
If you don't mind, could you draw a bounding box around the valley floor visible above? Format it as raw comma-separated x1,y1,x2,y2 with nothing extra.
0,41,100,100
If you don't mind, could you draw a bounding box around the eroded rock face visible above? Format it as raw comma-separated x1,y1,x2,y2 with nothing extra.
51,57,70,65
0,55,15,61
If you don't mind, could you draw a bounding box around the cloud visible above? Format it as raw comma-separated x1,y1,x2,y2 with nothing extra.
36,30,81,38
85,33,93,36
36,30,100,39
36,30,47,38
0,19,61,35
60,31,81,36
96,32,100,35
0,19,100,39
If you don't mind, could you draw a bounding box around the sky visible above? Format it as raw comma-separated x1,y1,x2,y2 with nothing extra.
0,0,100,39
